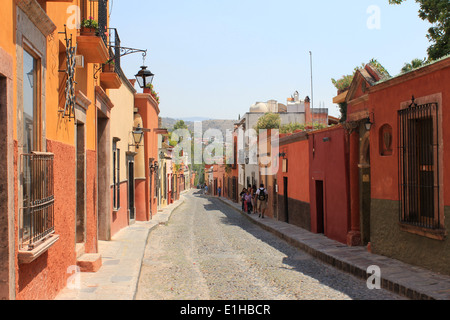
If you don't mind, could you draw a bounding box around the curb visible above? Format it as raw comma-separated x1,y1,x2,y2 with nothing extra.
216,196,450,300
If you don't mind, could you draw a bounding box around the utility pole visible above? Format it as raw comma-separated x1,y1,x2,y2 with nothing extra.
309,51,314,123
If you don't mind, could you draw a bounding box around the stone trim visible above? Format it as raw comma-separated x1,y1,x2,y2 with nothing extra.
16,0,57,37
0,46,16,300
95,86,114,118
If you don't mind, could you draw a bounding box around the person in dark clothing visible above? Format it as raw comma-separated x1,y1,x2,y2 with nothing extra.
240,188,247,212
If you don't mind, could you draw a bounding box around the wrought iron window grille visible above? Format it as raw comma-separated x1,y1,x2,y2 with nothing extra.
20,153,55,250
398,98,440,230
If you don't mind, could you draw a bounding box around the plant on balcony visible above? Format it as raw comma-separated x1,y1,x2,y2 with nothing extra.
144,83,160,104
102,60,115,73
80,17,99,36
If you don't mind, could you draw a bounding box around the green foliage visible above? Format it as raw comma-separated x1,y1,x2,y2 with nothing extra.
331,75,354,92
338,102,347,123
173,120,188,131
389,0,450,61
145,83,160,104
81,18,99,30
368,58,391,79
254,113,281,131
400,58,427,73
331,59,390,92
280,122,327,134
280,122,305,133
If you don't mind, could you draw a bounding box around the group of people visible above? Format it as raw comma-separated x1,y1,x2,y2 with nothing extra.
240,184,268,218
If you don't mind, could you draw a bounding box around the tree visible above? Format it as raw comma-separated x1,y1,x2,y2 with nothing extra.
400,58,427,73
173,119,188,131
389,0,450,61
254,113,281,132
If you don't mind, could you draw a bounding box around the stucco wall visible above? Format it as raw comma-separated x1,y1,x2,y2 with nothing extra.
17,140,76,300
309,126,350,244
371,199,450,276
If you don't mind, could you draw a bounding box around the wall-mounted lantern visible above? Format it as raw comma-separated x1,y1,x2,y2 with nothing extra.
135,65,154,89
365,112,375,131
131,124,144,149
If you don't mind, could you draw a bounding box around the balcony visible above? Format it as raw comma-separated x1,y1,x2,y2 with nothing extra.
77,34,110,64
76,0,110,64
18,152,58,264
100,63,122,89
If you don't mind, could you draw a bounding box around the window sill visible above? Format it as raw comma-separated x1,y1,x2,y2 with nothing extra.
18,234,60,264
399,223,447,241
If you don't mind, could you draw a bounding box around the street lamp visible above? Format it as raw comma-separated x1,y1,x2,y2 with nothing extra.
132,124,144,149
135,66,154,89
365,113,374,131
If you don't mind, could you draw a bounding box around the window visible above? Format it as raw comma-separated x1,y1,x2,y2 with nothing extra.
20,49,55,250
23,49,39,154
398,102,441,230
113,139,120,210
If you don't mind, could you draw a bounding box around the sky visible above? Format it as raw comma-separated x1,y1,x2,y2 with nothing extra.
109,0,431,120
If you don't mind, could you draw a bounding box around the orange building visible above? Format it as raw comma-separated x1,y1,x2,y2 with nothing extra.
0,0,155,300
134,89,161,221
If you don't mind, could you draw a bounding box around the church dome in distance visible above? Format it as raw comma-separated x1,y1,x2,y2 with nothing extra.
250,102,269,113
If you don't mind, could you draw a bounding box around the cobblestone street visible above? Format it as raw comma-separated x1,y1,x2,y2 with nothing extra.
136,190,404,300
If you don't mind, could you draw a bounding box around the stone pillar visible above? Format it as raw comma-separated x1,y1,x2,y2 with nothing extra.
347,130,361,246
0,48,15,300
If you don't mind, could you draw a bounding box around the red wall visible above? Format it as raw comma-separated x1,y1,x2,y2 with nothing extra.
369,62,450,206
277,135,310,204
309,126,350,244
135,179,147,221
16,140,77,300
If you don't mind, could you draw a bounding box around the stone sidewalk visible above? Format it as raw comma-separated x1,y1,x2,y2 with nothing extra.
55,193,186,300
216,196,450,300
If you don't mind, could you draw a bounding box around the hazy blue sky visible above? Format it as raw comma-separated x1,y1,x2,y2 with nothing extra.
109,0,431,120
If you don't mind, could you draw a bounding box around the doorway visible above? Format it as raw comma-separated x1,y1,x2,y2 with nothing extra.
128,159,135,223
283,177,289,223
360,132,371,245
76,122,86,244
97,115,111,240
316,180,325,234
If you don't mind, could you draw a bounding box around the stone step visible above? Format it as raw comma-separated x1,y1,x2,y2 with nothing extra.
77,253,102,273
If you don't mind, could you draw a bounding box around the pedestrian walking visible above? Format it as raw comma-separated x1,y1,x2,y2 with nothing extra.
252,185,257,214
204,185,209,195
256,184,268,218
218,186,222,197
240,188,247,212
245,189,253,214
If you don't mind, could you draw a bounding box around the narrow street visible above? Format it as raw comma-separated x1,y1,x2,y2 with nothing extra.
136,190,403,300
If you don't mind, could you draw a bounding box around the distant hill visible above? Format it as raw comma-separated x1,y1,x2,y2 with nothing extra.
161,117,237,137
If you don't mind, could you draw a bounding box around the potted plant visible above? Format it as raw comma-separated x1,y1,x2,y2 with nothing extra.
102,60,115,73
80,17,99,36
144,83,160,104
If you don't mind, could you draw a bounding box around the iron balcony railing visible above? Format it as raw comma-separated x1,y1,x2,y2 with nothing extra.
20,152,55,250
98,0,109,46
398,102,440,229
